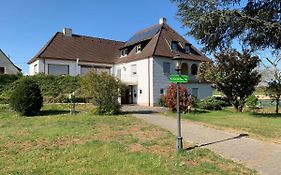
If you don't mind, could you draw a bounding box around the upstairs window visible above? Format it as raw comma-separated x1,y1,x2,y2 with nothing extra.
163,62,171,74
185,43,191,54
136,44,142,53
131,64,137,75
171,41,178,51
191,64,198,75
121,48,128,57
0,67,4,74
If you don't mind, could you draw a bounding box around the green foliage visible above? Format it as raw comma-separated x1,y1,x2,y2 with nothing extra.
198,96,225,110
266,80,281,114
198,50,261,111
173,0,281,52
80,71,125,115
0,74,81,103
0,74,22,97
246,95,258,111
10,78,43,116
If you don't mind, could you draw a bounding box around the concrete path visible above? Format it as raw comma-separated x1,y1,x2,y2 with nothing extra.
122,105,281,175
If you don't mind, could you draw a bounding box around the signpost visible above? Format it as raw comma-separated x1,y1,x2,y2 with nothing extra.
169,75,189,83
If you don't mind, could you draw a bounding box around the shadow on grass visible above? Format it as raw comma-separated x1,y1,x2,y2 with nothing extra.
185,133,249,151
121,110,159,115
190,109,210,114
252,113,281,118
39,109,71,116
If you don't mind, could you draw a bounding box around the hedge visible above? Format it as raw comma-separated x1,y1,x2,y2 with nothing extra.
0,74,82,104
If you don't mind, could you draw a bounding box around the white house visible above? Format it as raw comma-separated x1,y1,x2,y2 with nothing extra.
28,18,212,106
0,49,21,74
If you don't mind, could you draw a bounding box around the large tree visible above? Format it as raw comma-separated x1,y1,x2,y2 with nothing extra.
198,50,261,111
173,0,281,52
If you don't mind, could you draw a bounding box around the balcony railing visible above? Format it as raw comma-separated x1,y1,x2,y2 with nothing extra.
116,74,138,85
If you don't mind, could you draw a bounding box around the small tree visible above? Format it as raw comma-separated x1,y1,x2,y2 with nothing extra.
10,78,43,116
265,52,281,114
80,71,124,115
161,84,191,113
246,95,258,112
198,50,261,112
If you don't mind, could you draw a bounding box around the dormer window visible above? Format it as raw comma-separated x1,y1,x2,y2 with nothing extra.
171,41,178,51
185,43,191,54
136,44,142,53
121,48,128,57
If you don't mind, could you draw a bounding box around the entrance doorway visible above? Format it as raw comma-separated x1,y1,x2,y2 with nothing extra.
121,85,133,104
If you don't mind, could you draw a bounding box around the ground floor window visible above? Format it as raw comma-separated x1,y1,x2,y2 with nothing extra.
48,64,69,75
192,88,198,97
0,67,4,74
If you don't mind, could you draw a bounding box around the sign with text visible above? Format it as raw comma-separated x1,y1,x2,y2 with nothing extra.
169,75,189,83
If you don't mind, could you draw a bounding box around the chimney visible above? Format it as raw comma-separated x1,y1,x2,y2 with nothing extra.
63,28,72,37
159,17,167,24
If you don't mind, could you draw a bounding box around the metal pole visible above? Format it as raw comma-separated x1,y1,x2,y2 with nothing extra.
176,73,183,152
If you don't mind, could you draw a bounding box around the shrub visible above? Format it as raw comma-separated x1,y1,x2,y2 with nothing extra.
10,78,43,116
80,71,125,115
158,95,166,107
161,84,191,112
246,95,258,111
198,96,225,110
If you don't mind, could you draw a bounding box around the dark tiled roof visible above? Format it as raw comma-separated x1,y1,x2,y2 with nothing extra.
28,33,125,64
28,23,210,65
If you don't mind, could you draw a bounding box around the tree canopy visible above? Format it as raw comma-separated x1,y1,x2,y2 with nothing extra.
198,50,261,111
173,0,281,52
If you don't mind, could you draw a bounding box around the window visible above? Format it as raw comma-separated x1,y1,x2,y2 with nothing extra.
34,64,38,74
96,67,110,74
81,65,95,75
163,62,171,74
160,89,165,95
181,63,188,75
171,41,178,51
0,67,4,74
117,69,121,79
185,43,191,54
136,44,142,53
191,64,198,75
48,64,69,75
131,64,137,75
192,88,198,97
121,48,128,57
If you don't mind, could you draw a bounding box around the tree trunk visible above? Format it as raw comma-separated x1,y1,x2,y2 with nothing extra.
276,98,280,114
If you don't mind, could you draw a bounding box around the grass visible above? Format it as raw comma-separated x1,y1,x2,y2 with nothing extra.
0,104,256,174
166,108,281,144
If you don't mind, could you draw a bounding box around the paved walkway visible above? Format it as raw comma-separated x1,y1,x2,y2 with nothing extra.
122,105,281,175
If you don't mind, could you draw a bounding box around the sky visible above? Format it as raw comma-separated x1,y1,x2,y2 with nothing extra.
0,0,272,74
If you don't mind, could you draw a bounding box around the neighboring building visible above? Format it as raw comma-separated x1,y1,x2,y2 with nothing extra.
28,18,212,106
0,49,21,74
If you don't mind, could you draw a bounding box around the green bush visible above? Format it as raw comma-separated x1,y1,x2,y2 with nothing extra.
198,96,225,110
80,71,124,115
0,74,22,96
246,95,258,111
10,78,43,116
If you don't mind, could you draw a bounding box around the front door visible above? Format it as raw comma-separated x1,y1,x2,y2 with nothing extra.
121,86,133,104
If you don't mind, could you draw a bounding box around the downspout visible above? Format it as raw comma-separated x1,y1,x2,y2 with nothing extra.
148,57,150,106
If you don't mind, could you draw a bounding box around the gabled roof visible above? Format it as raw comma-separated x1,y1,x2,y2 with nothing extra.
28,22,210,65
28,33,125,64
117,23,210,63
0,49,22,71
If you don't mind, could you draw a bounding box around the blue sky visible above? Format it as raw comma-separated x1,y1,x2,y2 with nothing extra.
0,0,271,74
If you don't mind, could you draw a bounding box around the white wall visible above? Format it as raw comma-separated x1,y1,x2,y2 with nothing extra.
152,56,212,105
29,58,113,76
0,51,20,74
114,58,152,106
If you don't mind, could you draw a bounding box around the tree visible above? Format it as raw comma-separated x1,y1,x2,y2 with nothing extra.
161,84,191,113
265,52,281,114
80,71,125,115
173,0,281,52
198,50,261,111
10,78,43,116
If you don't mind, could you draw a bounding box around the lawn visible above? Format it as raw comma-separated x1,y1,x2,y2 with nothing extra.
167,109,281,144
0,104,256,175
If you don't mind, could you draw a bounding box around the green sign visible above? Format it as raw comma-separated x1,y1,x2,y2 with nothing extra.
169,75,189,83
